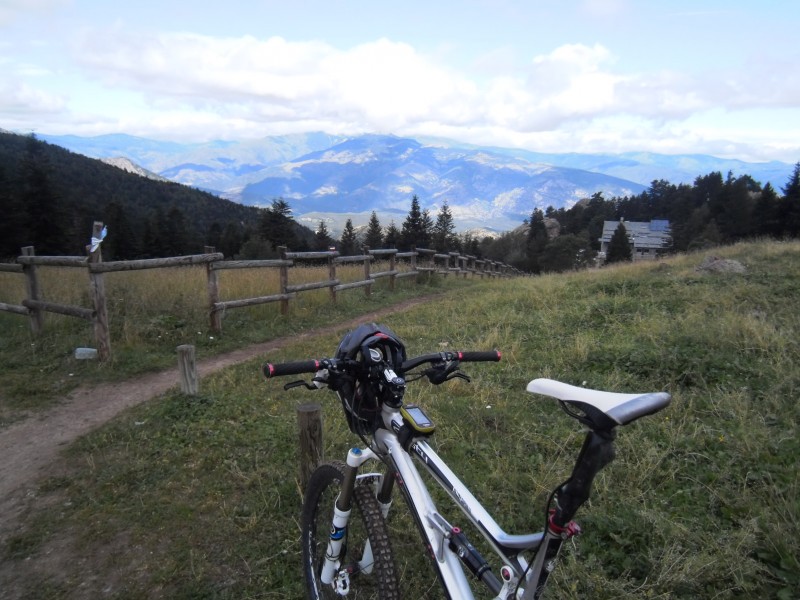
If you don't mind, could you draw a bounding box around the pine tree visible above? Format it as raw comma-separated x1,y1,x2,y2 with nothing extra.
384,221,400,248
432,201,456,252
400,195,431,249
260,199,297,251
752,183,781,238
365,211,383,249
142,207,168,257
420,209,433,249
460,233,480,257
780,162,800,237
339,219,358,255
19,134,69,254
314,220,334,251
539,234,592,273
207,222,223,251
0,163,27,258
220,221,244,258
606,222,632,263
163,206,191,255
105,201,140,259
526,208,549,273
711,172,756,241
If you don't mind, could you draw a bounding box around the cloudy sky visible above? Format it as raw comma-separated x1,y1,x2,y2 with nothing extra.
2,0,799,163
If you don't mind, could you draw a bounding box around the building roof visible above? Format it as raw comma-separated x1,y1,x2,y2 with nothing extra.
599,220,671,249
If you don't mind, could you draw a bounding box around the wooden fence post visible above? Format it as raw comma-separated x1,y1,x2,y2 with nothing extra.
177,344,198,395
363,245,372,298
87,222,111,361
3,241,519,353
21,246,43,335
279,246,290,315
205,246,222,334
450,252,460,277
297,403,323,490
388,249,396,291
328,251,337,303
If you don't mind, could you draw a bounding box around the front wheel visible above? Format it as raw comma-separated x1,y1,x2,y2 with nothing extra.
301,461,399,599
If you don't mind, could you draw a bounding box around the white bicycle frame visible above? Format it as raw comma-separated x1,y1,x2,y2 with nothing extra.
324,404,567,600
273,341,670,598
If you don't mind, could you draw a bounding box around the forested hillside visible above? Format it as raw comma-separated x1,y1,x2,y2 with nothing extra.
0,133,314,260
481,164,800,273
2,131,798,271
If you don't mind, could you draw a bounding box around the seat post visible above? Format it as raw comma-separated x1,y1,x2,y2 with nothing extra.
553,429,616,527
524,431,615,600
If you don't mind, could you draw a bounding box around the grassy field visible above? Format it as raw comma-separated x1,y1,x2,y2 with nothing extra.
1,240,799,598
0,260,460,423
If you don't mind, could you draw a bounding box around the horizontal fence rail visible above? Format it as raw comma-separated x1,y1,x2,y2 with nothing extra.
0,221,520,360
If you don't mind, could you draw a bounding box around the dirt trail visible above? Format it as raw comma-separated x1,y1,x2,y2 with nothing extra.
0,296,436,545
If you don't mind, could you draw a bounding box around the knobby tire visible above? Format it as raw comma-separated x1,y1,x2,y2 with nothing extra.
301,461,400,599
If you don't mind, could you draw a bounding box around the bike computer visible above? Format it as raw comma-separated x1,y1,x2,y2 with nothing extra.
400,404,435,434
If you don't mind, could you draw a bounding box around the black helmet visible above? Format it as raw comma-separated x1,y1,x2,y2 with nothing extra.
334,323,407,434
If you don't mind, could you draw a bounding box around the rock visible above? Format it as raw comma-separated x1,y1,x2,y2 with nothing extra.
696,256,746,274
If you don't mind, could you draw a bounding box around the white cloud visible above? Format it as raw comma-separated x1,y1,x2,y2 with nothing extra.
105,34,630,137
0,80,66,115
70,30,484,132
2,7,797,163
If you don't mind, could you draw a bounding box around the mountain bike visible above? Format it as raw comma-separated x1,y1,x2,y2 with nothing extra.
262,322,671,599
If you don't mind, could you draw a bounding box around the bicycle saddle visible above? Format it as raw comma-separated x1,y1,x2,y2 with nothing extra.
527,378,671,429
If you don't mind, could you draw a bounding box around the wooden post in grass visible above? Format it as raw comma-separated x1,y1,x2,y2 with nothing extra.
279,246,290,315
21,246,43,335
388,249,396,291
363,245,372,298
206,246,222,334
297,403,323,489
328,251,337,304
177,344,198,395
87,221,111,361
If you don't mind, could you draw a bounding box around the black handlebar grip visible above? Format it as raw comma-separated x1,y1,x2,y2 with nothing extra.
263,359,322,379
457,351,502,362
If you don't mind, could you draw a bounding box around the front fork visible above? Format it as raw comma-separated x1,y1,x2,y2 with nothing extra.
320,447,384,590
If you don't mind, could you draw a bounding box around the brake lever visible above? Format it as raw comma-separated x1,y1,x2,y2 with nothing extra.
425,366,448,385
446,372,471,383
283,372,330,391
425,363,470,385
284,380,317,390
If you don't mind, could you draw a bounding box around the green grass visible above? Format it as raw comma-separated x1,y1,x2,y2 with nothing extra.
2,240,799,598
0,264,460,422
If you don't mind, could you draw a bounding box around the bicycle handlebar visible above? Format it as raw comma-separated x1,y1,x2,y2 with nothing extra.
400,350,501,373
263,358,338,379
262,350,501,380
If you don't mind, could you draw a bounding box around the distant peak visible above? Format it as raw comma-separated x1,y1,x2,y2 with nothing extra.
101,157,168,182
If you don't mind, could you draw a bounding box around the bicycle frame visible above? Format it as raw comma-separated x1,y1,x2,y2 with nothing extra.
328,404,576,599
268,330,670,598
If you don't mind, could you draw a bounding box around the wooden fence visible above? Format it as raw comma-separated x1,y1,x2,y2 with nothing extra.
0,221,519,360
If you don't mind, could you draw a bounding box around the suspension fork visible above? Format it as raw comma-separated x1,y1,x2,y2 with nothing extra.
320,447,379,586
377,465,395,518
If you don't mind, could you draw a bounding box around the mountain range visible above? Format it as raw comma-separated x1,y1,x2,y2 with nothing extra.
38,131,795,235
